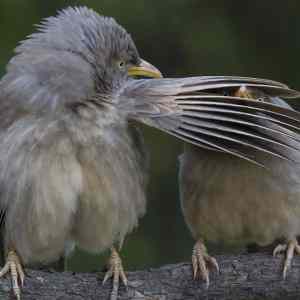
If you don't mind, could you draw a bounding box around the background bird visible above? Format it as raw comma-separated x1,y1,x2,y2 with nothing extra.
0,6,300,300
179,85,300,286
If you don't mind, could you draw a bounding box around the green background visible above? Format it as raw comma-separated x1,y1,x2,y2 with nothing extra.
0,0,299,272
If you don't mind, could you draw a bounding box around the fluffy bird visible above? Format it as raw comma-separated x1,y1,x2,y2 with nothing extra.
1,6,300,300
179,86,300,286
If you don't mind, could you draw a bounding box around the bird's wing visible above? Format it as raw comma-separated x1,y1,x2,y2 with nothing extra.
118,76,300,167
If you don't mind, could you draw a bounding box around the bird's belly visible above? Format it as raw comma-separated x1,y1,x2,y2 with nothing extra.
3,120,147,265
194,189,297,246
180,149,300,246
3,136,83,266
72,131,147,253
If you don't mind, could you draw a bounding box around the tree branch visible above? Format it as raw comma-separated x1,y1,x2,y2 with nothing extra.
0,252,300,299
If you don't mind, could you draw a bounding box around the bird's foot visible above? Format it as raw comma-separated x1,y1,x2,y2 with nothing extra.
192,240,219,287
273,238,300,278
0,250,24,300
103,247,127,300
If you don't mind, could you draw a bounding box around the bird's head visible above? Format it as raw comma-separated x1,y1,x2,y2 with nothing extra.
2,7,162,112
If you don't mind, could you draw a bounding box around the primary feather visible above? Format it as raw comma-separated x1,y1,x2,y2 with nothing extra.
117,77,300,166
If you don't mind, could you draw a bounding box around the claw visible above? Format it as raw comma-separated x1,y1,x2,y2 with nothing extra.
0,250,24,300
192,240,219,288
273,238,300,279
102,247,127,300
102,269,113,285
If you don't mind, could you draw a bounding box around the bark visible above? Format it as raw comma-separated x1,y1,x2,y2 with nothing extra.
0,252,300,300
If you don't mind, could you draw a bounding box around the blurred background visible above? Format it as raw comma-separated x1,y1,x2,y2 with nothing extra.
0,0,300,272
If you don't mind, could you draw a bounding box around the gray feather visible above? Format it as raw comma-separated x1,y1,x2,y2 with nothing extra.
1,5,300,275
119,77,300,165
0,7,146,267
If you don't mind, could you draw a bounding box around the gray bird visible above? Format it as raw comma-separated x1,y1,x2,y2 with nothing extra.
179,85,300,286
0,6,300,300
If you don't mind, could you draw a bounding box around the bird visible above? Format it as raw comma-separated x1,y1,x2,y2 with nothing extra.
179,84,300,287
1,6,300,300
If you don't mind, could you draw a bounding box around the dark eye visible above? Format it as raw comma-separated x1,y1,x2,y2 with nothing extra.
118,60,126,69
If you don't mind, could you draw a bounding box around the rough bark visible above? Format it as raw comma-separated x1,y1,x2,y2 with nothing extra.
1,252,300,300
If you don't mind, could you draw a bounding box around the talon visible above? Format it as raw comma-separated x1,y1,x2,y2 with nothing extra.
103,247,127,300
0,250,24,300
273,238,300,279
102,269,113,285
192,240,219,287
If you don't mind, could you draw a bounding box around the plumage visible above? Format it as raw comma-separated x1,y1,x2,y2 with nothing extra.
0,7,148,300
0,6,300,299
120,77,300,165
179,86,300,284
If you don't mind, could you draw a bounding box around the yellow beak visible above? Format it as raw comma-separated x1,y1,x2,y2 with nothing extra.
128,59,163,78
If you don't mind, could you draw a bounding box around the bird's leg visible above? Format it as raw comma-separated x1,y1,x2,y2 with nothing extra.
192,239,219,287
233,85,253,99
273,238,300,278
0,250,24,300
103,247,127,300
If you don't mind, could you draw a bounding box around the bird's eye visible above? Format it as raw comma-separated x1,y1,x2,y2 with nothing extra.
118,60,126,69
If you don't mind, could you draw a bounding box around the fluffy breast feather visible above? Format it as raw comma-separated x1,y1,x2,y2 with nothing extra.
179,145,300,246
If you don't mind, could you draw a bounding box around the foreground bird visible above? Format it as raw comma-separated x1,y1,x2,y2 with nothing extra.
179,85,300,286
1,6,300,300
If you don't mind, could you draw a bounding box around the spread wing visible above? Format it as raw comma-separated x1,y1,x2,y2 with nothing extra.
119,76,300,167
